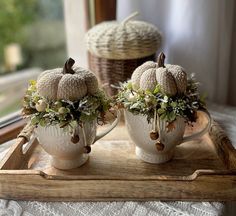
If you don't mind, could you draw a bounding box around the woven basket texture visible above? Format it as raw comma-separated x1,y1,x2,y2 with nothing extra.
85,12,162,60
89,52,156,95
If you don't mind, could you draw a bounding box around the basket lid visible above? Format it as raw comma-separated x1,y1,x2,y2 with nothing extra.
85,12,162,60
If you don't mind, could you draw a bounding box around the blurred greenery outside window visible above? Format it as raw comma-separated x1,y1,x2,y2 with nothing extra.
0,0,66,118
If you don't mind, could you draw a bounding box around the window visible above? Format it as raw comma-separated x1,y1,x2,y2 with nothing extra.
0,0,66,119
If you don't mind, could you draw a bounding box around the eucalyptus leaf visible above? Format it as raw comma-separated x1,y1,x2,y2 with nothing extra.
130,102,141,109
31,116,39,125
157,108,165,114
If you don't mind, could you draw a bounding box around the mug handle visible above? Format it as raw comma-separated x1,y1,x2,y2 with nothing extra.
93,109,121,143
182,109,212,143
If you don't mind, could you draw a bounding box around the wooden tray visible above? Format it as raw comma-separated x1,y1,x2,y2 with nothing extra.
0,120,236,201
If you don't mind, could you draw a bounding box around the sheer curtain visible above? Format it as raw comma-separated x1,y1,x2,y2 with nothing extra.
117,0,235,105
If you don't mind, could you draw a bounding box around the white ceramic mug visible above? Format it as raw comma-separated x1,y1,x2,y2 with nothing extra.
35,111,120,170
124,110,211,164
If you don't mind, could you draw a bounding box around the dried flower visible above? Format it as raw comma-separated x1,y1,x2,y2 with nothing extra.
115,74,206,124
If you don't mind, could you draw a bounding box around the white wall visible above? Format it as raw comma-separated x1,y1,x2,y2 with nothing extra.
63,0,88,68
117,0,235,104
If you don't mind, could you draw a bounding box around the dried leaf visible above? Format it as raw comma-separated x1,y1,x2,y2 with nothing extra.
166,121,176,133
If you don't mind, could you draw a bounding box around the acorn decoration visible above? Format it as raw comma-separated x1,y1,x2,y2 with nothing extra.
150,131,159,140
71,134,80,144
83,146,91,154
131,52,187,96
37,58,99,101
155,141,165,151
149,109,159,140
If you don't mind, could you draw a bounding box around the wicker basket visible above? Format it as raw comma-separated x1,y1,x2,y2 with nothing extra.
86,12,162,95
88,53,156,95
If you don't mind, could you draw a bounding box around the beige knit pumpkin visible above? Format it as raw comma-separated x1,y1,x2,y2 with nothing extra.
131,53,187,96
37,58,99,101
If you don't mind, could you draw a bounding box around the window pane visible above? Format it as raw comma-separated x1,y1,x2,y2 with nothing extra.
0,0,66,118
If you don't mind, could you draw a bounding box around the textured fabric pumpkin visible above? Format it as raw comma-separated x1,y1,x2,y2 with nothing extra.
131,53,187,96
37,58,99,101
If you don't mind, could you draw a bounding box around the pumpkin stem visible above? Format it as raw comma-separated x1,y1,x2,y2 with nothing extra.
63,58,75,74
157,52,165,68
121,11,139,25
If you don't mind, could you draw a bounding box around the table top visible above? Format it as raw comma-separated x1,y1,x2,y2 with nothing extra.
0,104,235,216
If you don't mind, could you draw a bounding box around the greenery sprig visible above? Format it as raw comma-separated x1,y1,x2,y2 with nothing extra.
115,74,206,124
22,80,111,130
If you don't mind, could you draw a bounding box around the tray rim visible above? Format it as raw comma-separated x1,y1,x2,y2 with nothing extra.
0,120,236,201
1,120,236,178
1,170,236,201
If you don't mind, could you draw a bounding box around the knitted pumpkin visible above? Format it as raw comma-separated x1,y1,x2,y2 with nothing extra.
131,52,187,96
37,58,99,101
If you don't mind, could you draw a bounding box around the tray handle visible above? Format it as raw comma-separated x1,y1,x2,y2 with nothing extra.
17,122,35,142
0,123,36,170
209,121,236,170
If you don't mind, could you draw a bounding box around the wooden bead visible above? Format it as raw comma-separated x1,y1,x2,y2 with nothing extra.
156,141,164,151
71,134,80,144
84,146,91,154
150,131,159,140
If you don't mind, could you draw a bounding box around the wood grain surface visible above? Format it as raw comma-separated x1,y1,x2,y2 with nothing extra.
0,121,236,201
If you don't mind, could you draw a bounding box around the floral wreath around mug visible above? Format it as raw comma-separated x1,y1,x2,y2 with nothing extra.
22,58,115,155
116,52,207,151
